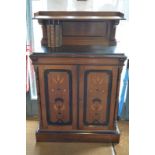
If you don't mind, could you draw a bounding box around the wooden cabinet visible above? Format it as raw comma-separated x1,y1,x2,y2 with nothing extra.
30,53,126,143
31,0,127,143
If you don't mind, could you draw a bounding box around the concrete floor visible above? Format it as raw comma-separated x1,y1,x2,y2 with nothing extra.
26,120,128,155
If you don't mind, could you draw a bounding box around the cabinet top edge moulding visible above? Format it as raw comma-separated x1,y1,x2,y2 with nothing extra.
33,0,125,21
34,11,124,21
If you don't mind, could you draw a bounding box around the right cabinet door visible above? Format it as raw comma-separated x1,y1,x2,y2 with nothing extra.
79,65,118,130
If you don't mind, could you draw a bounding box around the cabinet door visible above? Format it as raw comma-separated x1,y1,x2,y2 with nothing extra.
79,65,118,130
38,65,77,130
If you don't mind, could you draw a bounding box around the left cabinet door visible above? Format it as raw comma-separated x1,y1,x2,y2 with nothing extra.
38,65,77,131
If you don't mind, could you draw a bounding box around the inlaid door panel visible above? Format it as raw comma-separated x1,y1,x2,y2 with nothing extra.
79,65,118,130
38,65,77,130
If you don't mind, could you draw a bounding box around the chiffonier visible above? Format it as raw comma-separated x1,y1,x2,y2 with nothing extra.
30,0,127,143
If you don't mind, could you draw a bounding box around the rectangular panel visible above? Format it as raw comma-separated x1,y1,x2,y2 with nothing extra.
62,36,109,46
84,70,112,126
62,22,107,36
44,70,72,125
79,65,118,130
38,65,77,130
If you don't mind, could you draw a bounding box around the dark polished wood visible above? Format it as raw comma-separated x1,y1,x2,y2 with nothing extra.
30,50,126,143
36,125,120,143
34,11,124,20
34,8,124,47
38,65,77,131
31,0,127,143
79,65,118,131
36,19,121,46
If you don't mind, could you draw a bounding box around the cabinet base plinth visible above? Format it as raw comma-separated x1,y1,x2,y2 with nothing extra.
36,129,120,143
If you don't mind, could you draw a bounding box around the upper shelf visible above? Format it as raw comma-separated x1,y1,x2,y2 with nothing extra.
34,11,124,20
33,0,125,20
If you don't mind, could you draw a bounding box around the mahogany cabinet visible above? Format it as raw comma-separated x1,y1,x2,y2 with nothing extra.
31,0,127,143
30,50,126,143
